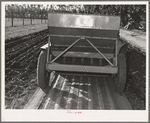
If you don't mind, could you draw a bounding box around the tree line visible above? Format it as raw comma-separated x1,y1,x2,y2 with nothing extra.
5,4,146,31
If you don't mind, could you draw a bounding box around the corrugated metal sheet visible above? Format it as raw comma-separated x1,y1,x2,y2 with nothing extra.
48,13,120,30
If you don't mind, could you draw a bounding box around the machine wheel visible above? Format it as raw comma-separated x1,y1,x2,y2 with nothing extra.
119,43,128,57
115,53,127,93
37,50,49,89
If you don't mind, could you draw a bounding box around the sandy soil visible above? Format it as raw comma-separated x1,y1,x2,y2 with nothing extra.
120,29,146,53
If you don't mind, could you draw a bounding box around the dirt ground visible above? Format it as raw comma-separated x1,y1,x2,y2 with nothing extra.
5,23,47,40
5,28,146,109
125,47,146,110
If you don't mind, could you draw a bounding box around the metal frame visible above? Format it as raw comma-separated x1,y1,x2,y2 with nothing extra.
47,64,118,74
49,34,117,40
45,31,120,74
47,34,116,66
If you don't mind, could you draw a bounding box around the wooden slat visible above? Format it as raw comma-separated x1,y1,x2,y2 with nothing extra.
47,64,118,74
38,74,58,109
54,74,69,109
104,77,120,109
87,77,93,109
77,76,89,109
24,88,47,109
90,76,101,109
97,77,111,109
68,87,79,109
43,75,64,109
95,77,105,109
81,76,89,109
66,74,75,109
66,75,80,109
107,78,132,110
103,78,116,109
76,76,82,109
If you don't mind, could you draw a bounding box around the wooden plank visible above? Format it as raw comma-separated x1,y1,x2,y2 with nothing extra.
87,76,93,109
54,74,69,109
24,87,47,109
68,85,79,109
90,76,101,109
40,74,64,109
66,75,77,109
46,75,65,109
66,74,80,109
103,78,116,109
77,76,89,109
77,76,82,109
95,77,105,109
104,77,120,109
47,64,118,74
97,77,111,109
107,78,132,110
55,75,72,109
38,74,58,109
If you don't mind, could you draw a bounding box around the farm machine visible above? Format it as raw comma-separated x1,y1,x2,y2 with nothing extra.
37,13,128,94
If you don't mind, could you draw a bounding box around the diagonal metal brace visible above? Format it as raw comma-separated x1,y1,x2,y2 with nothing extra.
50,38,81,63
85,38,114,66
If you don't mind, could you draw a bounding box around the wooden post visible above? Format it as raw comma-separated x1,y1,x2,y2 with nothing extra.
23,13,24,26
41,16,42,24
11,11,13,27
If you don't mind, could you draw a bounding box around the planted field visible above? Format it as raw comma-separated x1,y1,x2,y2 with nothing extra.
5,29,48,109
5,23,47,40
5,26,146,109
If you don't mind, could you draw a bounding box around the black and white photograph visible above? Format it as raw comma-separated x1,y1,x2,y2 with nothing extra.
1,1,149,122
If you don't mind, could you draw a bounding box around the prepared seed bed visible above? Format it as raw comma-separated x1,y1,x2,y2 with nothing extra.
5,24,48,40
5,30,48,109
5,29,146,110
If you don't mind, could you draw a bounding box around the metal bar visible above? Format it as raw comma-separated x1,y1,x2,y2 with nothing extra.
47,64,118,74
52,51,114,59
50,38,81,63
50,34,117,40
103,78,115,109
85,38,114,66
47,35,51,63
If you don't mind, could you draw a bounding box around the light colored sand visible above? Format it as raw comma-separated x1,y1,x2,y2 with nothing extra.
120,29,146,53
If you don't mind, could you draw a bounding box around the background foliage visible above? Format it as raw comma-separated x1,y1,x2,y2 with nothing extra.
5,4,146,31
